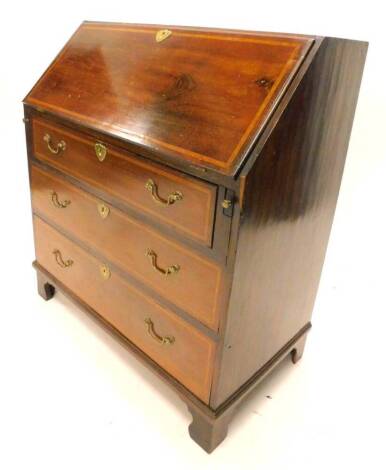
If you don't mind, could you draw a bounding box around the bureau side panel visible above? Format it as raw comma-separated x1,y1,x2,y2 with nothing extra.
211,37,368,407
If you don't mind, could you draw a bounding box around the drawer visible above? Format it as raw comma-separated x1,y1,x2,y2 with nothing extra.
33,216,215,403
32,118,217,246
31,166,224,331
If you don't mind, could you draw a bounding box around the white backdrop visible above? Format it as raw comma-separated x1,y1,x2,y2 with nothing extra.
1,1,385,469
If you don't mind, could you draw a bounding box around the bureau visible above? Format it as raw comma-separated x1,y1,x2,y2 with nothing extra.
23,22,367,452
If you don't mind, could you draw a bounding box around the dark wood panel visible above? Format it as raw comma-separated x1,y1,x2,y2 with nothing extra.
33,216,216,403
212,37,368,407
31,165,225,331
25,22,313,174
32,117,217,246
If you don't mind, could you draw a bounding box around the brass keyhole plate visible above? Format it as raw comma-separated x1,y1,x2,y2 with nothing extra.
95,142,107,162
98,203,110,219
100,264,111,280
156,29,172,43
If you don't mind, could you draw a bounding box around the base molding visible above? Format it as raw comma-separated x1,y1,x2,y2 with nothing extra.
33,261,311,453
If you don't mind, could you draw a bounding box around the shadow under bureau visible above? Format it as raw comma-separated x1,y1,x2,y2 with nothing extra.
23,22,367,452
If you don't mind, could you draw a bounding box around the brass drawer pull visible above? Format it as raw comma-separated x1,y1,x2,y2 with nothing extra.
43,133,66,155
53,249,73,268
145,179,183,206
95,142,107,162
145,318,175,345
51,191,71,208
146,249,180,276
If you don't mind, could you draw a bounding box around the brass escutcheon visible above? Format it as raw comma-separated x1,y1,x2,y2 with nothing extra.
144,318,175,345
145,179,183,206
97,203,110,219
95,142,107,162
44,133,66,155
100,264,111,280
155,29,172,43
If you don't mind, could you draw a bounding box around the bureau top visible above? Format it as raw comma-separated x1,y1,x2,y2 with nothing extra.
24,22,314,176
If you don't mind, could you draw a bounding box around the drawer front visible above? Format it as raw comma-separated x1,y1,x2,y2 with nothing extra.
31,166,223,331
33,216,215,403
32,118,216,246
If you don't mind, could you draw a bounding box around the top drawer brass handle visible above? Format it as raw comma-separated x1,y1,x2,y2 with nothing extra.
53,249,73,268
145,179,183,206
145,318,175,345
51,191,71,209
146,249,180,276
43,133,66,155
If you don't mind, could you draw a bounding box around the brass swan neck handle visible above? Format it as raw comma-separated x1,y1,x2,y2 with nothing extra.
145,318,175,345
44,133,66,155
145,179,183,206
51,191,71,209
53,249,73,268
146,249,180,276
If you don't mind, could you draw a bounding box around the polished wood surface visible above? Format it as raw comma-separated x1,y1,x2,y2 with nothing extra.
211,37,368,407
33,216,216,403
24,25,367,453
30,165,223,330
32,117,216,245
25,22,313,175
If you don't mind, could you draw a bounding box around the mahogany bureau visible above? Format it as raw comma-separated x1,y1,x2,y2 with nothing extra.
23,22,367,452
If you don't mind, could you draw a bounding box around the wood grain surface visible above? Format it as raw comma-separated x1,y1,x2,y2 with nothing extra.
32,117,217,245
212,37,368,407
31,165,224,331
25,22,313,174
33,215,216,403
